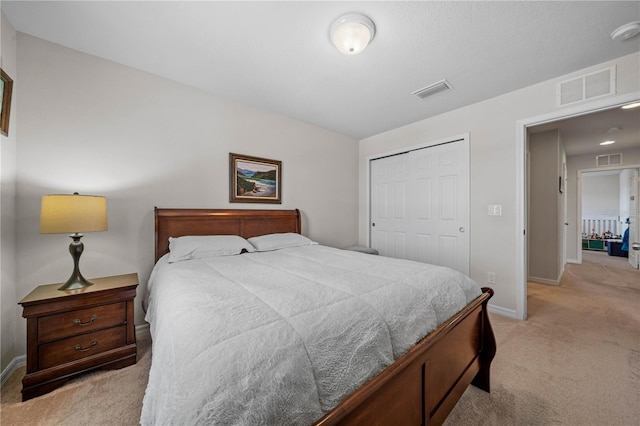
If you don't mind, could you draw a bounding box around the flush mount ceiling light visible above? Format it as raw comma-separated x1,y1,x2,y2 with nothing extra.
600,140,616,146
330,13,375,55
610,21,640,41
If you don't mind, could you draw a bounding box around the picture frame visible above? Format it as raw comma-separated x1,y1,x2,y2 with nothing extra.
1,68,14,137
229,153,282,204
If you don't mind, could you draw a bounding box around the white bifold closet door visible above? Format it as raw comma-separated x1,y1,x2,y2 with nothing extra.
370,139,469,274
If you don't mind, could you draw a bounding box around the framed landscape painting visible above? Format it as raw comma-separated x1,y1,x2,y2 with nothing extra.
1,68,13,137
229,153,282,204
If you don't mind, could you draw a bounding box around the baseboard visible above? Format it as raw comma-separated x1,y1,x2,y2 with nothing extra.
567,258,579,264
528,276,560,286
488,303,518,319
1,355,26,387
136,322,150,338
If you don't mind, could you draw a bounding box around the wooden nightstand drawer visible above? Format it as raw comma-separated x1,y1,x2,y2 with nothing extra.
38,302,126,342
39,325,127,370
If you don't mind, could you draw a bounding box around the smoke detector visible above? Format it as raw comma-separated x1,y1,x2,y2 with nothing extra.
611,21,640,41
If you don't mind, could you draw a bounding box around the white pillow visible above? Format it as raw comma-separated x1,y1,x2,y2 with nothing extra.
248,233,317,252
168,235,255,263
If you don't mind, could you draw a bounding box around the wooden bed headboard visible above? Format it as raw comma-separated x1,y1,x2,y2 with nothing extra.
154,208,301,262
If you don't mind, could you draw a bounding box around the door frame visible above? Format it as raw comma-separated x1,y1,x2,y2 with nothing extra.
516,91,640,320
366,133,470,268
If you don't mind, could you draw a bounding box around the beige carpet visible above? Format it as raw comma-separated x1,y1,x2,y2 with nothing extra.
1,334,151,426
445,250,640,426
2,250,639,425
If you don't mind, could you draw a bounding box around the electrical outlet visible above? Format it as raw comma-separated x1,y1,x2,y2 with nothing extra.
487,272,496,284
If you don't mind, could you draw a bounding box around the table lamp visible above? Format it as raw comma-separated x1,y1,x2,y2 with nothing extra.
40,193,108,291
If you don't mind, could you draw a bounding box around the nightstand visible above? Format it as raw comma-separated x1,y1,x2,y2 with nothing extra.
19,273,138,401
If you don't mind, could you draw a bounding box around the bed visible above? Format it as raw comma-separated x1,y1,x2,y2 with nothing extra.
142,208,496,425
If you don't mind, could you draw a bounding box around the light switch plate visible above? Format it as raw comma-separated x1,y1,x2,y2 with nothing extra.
488,205,502,216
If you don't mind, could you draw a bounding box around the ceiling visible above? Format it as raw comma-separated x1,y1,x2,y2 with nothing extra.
2,1,640,141
530,105,640,157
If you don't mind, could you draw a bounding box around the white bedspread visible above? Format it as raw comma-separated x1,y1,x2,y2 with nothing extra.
140,245,481,426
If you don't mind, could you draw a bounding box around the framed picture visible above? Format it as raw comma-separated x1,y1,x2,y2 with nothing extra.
229,153,282,204
1,68,14,137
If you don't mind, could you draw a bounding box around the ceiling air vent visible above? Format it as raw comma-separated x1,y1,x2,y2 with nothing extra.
557,66,616,107
412,79,453,100
596,153,623,167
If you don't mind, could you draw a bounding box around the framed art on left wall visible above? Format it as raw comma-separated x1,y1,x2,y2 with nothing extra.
229,153,282,204
1,68,13,136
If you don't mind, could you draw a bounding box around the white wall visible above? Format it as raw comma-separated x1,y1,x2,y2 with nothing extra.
359,53,640,316
583,173,620,221
1,12,18,372
528,129,565,284
12,34,359,357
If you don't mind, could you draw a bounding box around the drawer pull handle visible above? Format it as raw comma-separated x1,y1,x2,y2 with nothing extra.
74,341,98,352
73,314,98,326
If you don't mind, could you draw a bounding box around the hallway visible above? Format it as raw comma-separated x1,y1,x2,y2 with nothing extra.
568,249,639,292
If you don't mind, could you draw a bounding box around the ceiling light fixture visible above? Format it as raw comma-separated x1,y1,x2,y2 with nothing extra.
621,101,640,109
600,140,616,146
610,21,640,41
330,13,375,55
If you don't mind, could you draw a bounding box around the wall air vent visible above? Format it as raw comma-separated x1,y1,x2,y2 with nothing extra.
412,79,453,100
557,66,616,107
596,153,623,167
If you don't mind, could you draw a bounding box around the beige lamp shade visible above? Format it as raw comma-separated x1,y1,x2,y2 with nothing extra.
40,194,108,234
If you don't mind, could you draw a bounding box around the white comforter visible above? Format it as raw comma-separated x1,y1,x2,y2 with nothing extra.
141,245,481,426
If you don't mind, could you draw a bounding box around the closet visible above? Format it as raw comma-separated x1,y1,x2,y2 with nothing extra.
369,138,469,274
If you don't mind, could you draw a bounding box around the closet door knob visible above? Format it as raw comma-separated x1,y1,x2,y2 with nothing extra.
459,227,465,233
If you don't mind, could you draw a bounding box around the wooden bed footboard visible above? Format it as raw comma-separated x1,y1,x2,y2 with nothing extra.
315,287,496,426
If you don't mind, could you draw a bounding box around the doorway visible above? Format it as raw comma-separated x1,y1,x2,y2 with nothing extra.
578,167,640,268
516,92,640,320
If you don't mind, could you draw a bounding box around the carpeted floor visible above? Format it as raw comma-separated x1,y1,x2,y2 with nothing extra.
2,250,639,425
1,333,151,426
445,250,640,426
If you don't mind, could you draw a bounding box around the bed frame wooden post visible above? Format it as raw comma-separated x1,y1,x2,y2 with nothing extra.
471,287,496,392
